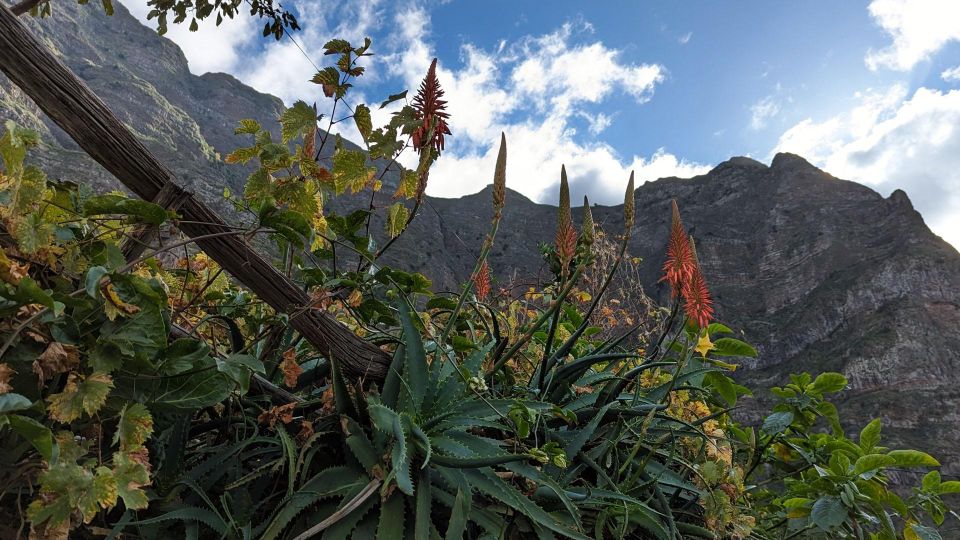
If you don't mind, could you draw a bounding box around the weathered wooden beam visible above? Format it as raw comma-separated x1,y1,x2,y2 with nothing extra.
0,4,390,380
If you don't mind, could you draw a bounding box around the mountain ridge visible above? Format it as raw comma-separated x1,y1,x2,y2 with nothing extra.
2,1,958,478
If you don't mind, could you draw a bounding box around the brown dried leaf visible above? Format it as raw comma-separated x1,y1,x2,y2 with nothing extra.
33,342,80,381
257,402,297,429
0,363,14,394
279,348,303,388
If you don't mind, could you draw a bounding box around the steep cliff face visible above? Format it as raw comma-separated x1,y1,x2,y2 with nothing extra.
389,155,960,476
0,1,287,205
3,1,959,476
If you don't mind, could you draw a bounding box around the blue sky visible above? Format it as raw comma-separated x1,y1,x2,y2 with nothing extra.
122,0,960,247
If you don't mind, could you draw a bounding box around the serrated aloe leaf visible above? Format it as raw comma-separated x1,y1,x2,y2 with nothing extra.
261,466,367,540
415,467,432,539
395,298,428,412
376,492,406,540
442,486,469,540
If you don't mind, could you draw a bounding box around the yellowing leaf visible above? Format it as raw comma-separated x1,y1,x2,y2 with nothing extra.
47,372,114,423
101,281,140,321
331,146,375,195
224,145,258,165
354,104,372,140
393,169,418,199
386,202,410,238
280,100,317,143
234,118,261,135
92,466,118,509
112,451,150,510
115,403,153,452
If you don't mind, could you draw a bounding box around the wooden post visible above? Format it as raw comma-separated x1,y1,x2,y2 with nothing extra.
0,4,390,380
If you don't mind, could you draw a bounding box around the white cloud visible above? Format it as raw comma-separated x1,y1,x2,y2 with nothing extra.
236,1,384,105
122,0,384,104
579,111,614,135
749,95,781,130
943,65,960,82
121,1,703,207
120,0,255,74
865,0,960,71
678,32,693,45
774,84,960,248
380,9,692,205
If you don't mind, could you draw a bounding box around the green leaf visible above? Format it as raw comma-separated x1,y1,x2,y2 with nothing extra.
380,90,408,109
85,266,109,298
311,67,340,85
937,481,960,494
145,367,232,410
235,119,261,135
761,411,794,435
83,194,168,225
709,337,757,357
280,100,316,143
887,449,940,468
706,322,733,335
9,276,55,310
923,471,941,491
859,418,882,452
262,208,312,248
323,38,352,54
216,354,263,394
354,104,372,140
704,372,738,406
852,454,895,476
810,372,847,395
0,392,32,413
1,414,53,461
811,496,847,530
909,524,943,540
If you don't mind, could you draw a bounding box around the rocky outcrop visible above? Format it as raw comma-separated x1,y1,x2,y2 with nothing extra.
3,0,958,478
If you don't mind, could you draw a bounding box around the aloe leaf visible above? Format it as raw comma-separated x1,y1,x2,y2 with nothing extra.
260,466,366,540
444,487,470,540
376,492,406,540
395,298,428,412
382,344,405,409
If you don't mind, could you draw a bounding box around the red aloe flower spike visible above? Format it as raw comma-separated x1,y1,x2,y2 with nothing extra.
412,58,452,155
473,260,491,301
682,237,714,329
555,166,577,281
661,199,695,295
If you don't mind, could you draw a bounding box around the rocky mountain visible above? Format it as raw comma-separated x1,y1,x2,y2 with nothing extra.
3,2,959,477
